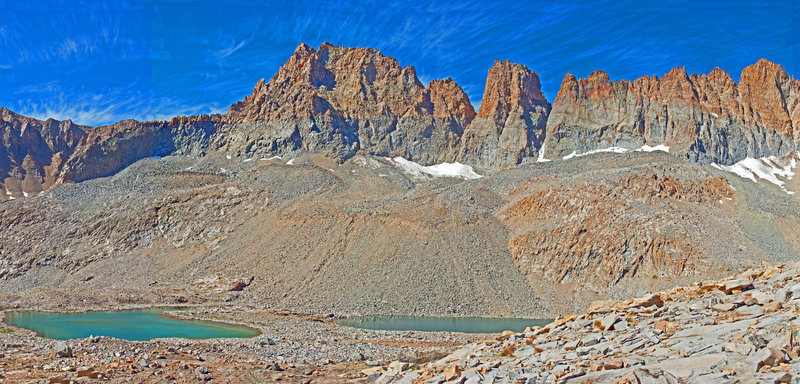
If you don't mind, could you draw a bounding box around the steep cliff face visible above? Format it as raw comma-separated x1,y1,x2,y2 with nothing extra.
0,107,87,199
0,110,221,199
458,61,550,169
542,59,800,164
59,115,221,183
222,42,476,164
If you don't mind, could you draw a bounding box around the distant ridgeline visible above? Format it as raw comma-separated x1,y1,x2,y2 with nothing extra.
2,42,799,199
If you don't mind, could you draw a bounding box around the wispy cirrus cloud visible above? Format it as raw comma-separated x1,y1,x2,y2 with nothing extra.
0,0,797,127
12,81,226,126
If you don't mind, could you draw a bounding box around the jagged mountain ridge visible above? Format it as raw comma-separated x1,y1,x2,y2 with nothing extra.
1,43,799,200
542,59,800,163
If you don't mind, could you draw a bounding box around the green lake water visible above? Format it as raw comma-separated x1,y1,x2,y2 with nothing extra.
4,309,260,341
336,316,552,333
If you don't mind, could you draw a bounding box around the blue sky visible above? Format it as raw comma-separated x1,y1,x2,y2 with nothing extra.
0,0,798,126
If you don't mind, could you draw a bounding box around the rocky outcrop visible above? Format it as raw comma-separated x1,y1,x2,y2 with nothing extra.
458,60,550,169
59,115,220,183
222,42,475,164
542,59,800,164
0,110,221,199
0,107,87,199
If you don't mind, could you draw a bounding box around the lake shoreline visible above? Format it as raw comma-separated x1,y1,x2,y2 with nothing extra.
0,298,491,382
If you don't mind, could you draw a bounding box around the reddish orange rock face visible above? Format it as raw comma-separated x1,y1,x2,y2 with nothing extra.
543,58,800,163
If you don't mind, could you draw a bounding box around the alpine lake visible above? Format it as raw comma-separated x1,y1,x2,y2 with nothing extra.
5,309,551,340
4,309,260,341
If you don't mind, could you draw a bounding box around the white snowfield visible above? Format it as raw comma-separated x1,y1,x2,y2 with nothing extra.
388,157,482,180
560,144,670,160
712,152,798,195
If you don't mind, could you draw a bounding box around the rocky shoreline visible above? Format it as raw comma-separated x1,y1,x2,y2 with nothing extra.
4,262,800,382
0,303,483,383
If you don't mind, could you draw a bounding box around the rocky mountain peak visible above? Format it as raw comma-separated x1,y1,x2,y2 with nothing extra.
458,60,550,168
226,42,429,123
477,60,547,120
420,78,476,120
575,70,615,100
738,58,794,137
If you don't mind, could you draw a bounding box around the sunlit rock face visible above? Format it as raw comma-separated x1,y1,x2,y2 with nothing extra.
457,60,551,169
1,43,799,199
542,59,800,164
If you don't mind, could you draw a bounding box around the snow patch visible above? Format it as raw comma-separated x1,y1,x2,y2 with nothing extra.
225,155,232,160
22,191,28,197
536,148,550,162
710,112,719,118
261,156,282,161
562,144,669,160
637,144,670,153
712,152,798,194
286,159,295,165
562,151,578,160
243,158,252,162
388,157,481,180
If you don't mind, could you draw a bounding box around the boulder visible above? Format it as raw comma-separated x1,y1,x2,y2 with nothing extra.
724,342,755,355
749,291,773,305
630,293,664,308
763,301,782,313
654,320,676,334
52,342,72,358
228,280,248,291
712,303,737,312
789,283,800,299
388,361,410,373
775,288,791,303
594,314,621,331
586,300,617,315
444,365,462,381
767,334,790,351
757,347,787,369
581,333,603,347
350,351,366,361
603,357,624,370
721,279,753,294
545,315,577,331
76,369,101,379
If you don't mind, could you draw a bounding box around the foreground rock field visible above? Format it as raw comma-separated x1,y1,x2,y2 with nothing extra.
3,262,800,383
376,263,800,383
0,306,480,383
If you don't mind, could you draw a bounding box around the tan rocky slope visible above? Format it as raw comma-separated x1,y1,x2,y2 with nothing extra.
2,43,799,200
1,150,799,318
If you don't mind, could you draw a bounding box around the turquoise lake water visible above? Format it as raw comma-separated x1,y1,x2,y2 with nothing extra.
4,309,260,341
336,316,552,334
